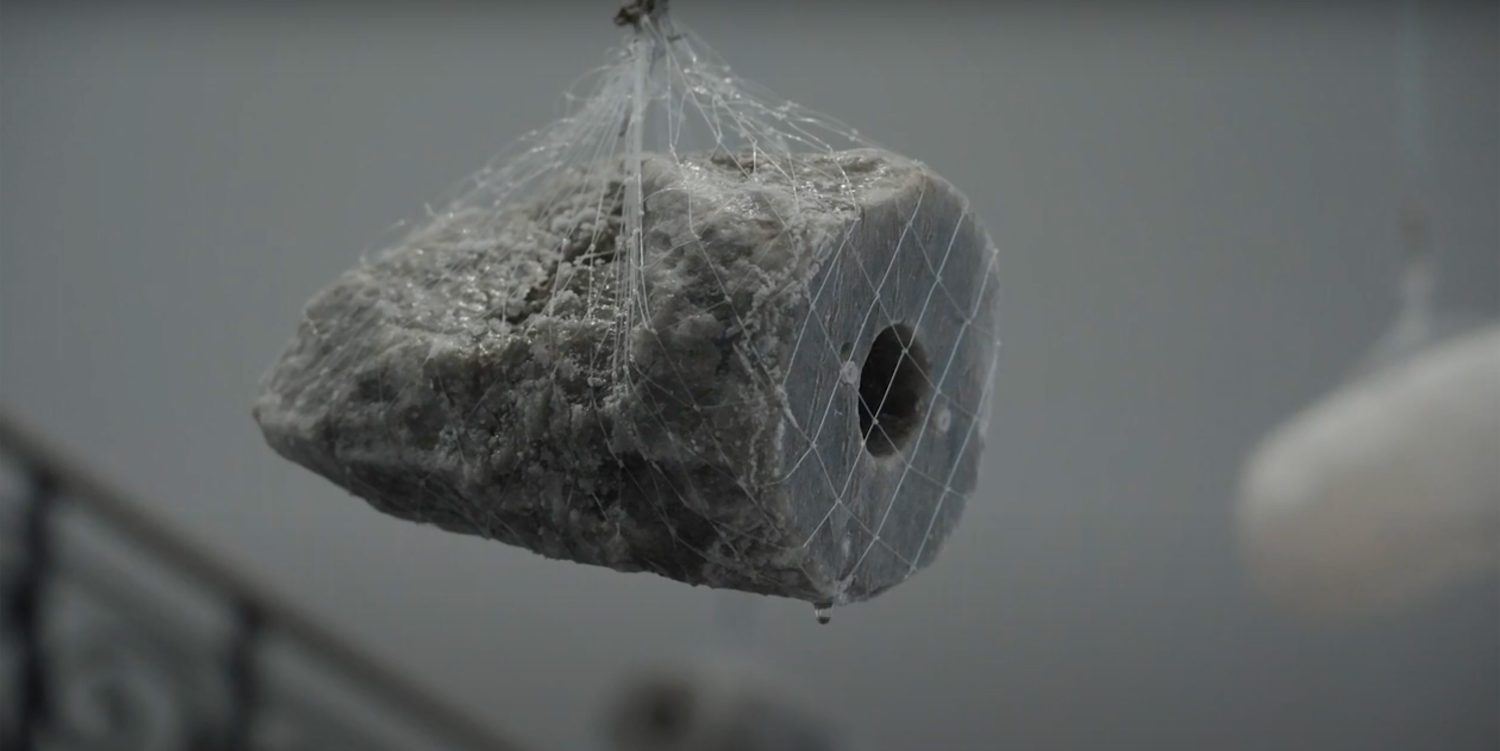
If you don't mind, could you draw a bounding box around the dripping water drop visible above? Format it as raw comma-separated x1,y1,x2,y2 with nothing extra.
813,602,833,625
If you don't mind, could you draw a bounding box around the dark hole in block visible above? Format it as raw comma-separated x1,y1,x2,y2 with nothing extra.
857,324,930,457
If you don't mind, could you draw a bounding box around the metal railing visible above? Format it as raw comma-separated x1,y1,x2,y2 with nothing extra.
0,410,522,751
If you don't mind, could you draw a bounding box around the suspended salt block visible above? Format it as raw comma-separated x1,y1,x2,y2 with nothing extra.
1237,324,1500,618
255,149,999,604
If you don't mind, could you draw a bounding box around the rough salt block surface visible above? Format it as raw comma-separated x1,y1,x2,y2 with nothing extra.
254,149,999,603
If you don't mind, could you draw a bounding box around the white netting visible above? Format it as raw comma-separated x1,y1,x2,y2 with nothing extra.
254,1,1000,612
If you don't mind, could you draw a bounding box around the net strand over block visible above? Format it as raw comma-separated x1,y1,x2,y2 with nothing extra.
254,4,1001,606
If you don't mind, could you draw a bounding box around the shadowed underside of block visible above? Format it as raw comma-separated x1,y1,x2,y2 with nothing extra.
254,149,998,604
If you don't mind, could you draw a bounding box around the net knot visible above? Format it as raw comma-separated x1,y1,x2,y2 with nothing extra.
614,0,668,30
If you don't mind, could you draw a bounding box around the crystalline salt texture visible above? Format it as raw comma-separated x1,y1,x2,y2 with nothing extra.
253,7,1000,605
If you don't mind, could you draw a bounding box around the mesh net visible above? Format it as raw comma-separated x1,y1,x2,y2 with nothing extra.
254,2,1001,611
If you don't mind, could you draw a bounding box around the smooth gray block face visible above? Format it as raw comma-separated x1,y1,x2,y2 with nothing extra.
254,148,998,604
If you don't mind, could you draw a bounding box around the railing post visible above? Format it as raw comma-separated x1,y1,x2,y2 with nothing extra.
223,601,265,751
5,468,58,751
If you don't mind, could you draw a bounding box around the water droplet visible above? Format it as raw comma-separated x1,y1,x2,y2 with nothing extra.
839,360,859,385
813,602,833,625
933,405,952,433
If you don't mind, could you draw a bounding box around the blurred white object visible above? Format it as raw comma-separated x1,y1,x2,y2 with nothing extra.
1238,323,1500,618
606,662,841,751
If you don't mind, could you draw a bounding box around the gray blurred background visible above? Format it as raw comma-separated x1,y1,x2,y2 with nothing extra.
2,1,1496,749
